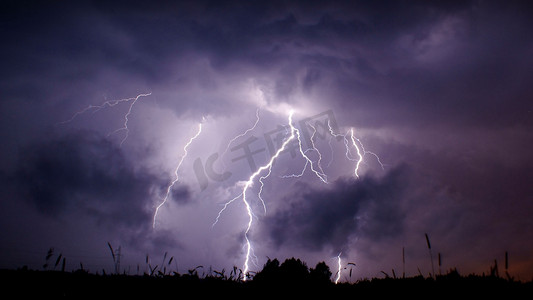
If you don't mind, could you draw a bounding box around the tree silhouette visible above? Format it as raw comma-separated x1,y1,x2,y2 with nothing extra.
279,257,309,283
253,258,281,283
253,257,333,286
309,261,332,285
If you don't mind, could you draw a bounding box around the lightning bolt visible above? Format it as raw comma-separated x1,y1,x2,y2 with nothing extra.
61,97,382,280
152,122,203,228
307,123,326,177
335,253,342,284
328,120,384,178
353,137,385,171
349,128,364,178
216,110,353,280
59,93,152,146
214,110,298,281
221,107,261,158
294,121,328,183
281,122,328,183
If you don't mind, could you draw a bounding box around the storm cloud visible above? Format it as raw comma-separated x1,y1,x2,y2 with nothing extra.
1,0,532,278
12,131,187,228
263,167,407,253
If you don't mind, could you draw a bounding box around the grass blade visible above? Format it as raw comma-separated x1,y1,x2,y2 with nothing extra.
46,248,54,261
505,251,509,270
425,233,435,278
54,253,63,269
107,242,115,263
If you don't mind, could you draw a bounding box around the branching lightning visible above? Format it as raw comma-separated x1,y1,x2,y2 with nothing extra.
214,110,298,281
294,121,328,183
59,93,152,146
307,123,326,177
62,94,385,279
152,123,203,228
214,111,385,281
107,93,148,146
355,140,385,171
328,120,384,178
281,122,327,182
60,92,207,229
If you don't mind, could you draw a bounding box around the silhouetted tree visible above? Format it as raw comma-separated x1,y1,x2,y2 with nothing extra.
253,258,281,283
279,258,309,284
309,261,332,285
253,257,311,285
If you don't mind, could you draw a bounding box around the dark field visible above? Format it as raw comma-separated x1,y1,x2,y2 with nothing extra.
2,259,531,298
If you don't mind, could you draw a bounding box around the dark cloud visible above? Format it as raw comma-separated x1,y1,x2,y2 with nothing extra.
262,167,408,253
3,1,531,128
12,131,164,228
171,185,191,205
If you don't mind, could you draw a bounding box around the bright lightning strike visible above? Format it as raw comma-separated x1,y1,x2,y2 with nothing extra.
258,119,330,213
335,253,342,284
152,123,203,229
59,93,152,146
214,110,298,281
307,123,326,177
282,122,328,182
215,111,383,281
328,120,384,178
353,136,385,171
294,120,328,183
349,128,364,178
327,121,360,177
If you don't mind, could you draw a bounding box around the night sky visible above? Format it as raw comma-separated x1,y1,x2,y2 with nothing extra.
1,1,532,281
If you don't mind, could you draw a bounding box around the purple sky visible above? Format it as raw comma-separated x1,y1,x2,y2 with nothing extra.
1,1,532,281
